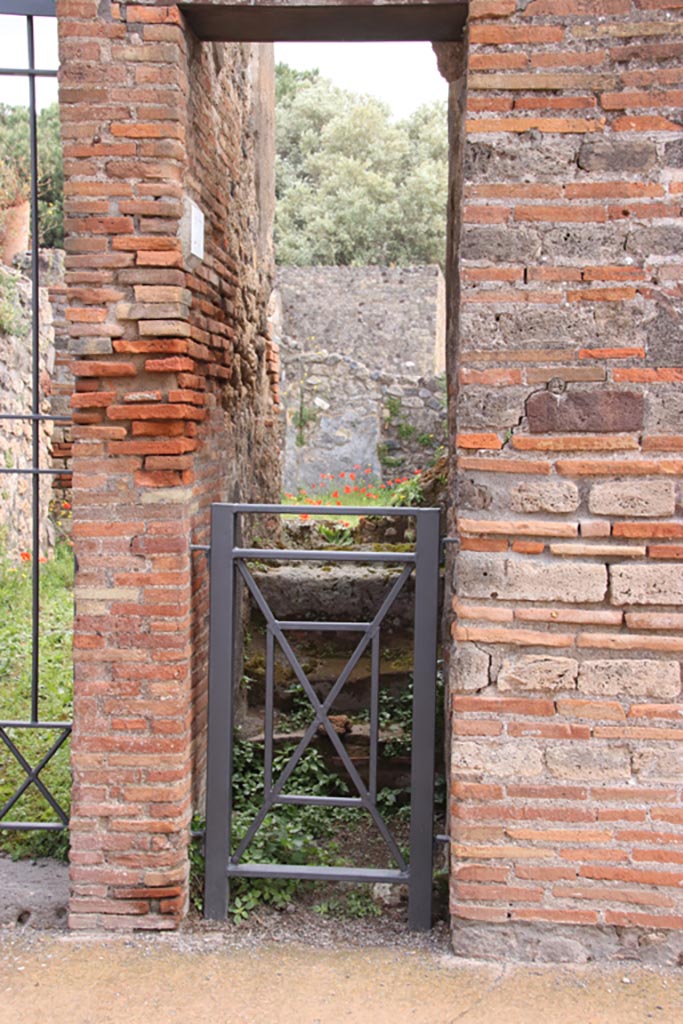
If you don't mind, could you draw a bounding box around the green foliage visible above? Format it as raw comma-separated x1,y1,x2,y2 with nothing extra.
0,268,25,337
191,739,355,919
0,102,64,247
317,521,353,547
313,890,381,919
293,387,318,447
0,541,74,859
385,395,402,420
389,475,424,508
396,422,417,441
275,63,447,267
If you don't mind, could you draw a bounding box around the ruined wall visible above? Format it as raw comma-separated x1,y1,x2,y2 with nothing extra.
450,0,683,964
277,266,447,489
0,261,55,557
56,0,279,931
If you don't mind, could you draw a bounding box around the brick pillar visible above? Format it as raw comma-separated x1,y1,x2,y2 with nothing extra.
58,1,278,930
449,0,683,963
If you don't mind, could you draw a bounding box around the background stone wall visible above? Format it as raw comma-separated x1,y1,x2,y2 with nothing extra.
449,0,683,965
0,252,68,557
277,266,447,489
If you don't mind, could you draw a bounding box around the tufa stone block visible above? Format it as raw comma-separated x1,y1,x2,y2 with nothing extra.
577,138,658,173
527,390,644,434
453,644,491,692
546,745,631,782
457,552,608,604
578,660,681,700
510,480,580,514
610,564,683,607
498,655,578,693
452,740,544,778
589,480,675,518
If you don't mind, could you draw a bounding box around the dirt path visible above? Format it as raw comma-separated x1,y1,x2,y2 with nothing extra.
1,930,682,1024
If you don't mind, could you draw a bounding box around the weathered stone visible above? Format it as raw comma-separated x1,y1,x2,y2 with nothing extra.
542,224,629,263
589,480,675,518
578,660,681,699
646,389,683,433
633,747,683,781
458,386,529,430
610,564,683,607
664,139,683,168
626,224,683,258
510,480,580,514
457,474,493,512
453,644,490,692
456,553,607,604
465,135,580,183
546,745,631,781
593,302,647,344
527,390,644,434
461,225,542,263
498,655,578,693
644,298,683,368
498,306,594,346
452,740,544,778
577,137,658,174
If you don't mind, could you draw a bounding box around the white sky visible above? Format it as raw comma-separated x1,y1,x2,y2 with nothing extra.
275,42,446,118
0,15,444,118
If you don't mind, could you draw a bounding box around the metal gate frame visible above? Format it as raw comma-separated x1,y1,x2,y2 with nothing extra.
0,2,72,834
203,502,440,930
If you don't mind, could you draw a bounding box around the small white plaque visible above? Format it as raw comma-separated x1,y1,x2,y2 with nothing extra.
190,200,205,261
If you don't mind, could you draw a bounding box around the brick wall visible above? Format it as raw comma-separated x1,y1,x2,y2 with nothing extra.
56,0,279,930
450,0,683,963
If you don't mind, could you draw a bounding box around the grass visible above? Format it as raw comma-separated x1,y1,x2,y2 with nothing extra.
282,465,425,522
0,539,74,859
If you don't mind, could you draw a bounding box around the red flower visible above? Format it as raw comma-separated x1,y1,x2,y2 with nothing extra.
20,551,31,562
299,513,310,520
339,472,346,478
344,485,351,494
332,490,339,498
354,464,360,470
364,467,372,474
349,473,356,481
61,501,71,511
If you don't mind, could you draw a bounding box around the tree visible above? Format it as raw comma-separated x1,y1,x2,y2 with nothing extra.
274,64,448,267
0,102,64,248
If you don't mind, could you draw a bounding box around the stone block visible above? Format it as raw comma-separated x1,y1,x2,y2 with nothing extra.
465,136,580,183
498,306,595,346
542,224,630,263
510,480,580,514
546,745,631,782
633,746,683,781
527,390,644,434
589,480,675,518
664,139,683,168
498,655,578,693
578,660,681,699
458,386,529,430
453,644,490,692
644,298,683,368
626,224,683,258
647,390,683,434
610,564,683,607
577,137,657,173
461,225,542,263
452,740,544,778
456,553,607,604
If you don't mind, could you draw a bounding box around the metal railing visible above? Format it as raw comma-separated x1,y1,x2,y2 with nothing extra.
0,3,71,832
203,503,440,930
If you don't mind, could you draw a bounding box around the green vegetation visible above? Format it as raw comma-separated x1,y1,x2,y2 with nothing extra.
0,102,64,248
0,540,74,859
275,65,447,267
0,267,25,337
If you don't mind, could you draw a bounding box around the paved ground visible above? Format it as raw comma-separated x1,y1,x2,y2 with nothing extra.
1,856,682,1023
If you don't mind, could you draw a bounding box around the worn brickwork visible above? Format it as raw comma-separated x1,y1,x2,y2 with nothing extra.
450,0,683,963
56,0,279,930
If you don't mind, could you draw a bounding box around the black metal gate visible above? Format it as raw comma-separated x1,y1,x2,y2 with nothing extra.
0,2,71,835
203,502,440,930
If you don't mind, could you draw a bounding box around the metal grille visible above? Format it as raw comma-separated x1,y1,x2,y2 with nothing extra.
203,503,440,930
0,2,71,833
